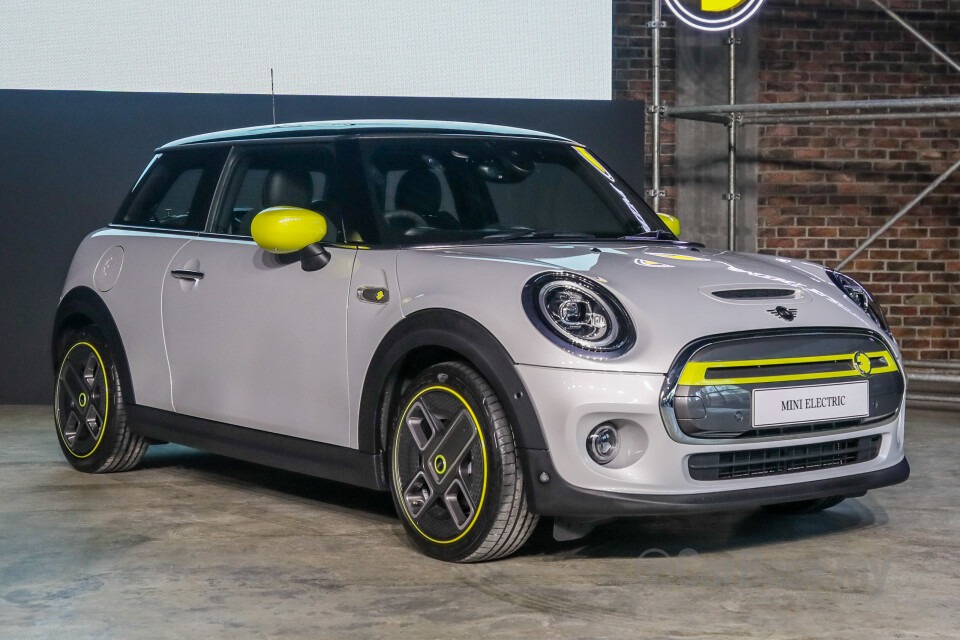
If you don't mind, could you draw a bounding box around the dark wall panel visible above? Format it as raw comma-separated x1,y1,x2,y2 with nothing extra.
0,89,644,403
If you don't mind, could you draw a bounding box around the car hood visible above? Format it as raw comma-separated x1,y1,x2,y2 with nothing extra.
396,242,894,373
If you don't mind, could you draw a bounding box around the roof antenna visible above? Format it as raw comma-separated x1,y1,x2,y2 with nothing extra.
270,68,277,125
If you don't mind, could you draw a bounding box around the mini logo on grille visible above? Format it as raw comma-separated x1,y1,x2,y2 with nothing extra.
853,351,872,376
768,306,797,321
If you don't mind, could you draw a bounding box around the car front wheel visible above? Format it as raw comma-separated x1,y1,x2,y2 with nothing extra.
54,327,148,473
388,361,538,562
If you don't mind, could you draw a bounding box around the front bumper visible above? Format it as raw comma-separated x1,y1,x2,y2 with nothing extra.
515,364,908,517
522,450,908,517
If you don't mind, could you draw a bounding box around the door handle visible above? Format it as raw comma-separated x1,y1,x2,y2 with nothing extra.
170,269,204,281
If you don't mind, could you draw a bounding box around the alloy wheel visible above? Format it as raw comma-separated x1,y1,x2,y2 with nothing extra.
55,342,108,457
393,386,487,544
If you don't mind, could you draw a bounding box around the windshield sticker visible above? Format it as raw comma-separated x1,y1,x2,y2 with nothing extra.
573,147,614,182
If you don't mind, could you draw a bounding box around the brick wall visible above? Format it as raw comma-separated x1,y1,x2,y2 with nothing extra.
613,0,960,361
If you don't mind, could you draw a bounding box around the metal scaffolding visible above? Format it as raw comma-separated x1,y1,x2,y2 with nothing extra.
645,0,960,388
647,0,960,254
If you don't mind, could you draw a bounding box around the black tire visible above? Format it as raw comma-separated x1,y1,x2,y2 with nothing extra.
54,326,148,473
388,361,538,562
763,496,845,514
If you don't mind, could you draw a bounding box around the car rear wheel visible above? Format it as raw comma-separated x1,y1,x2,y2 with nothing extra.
388,361,538,562
54,327,148,473
763,496,845,514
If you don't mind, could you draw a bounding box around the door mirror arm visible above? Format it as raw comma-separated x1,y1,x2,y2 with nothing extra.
298,242,331,271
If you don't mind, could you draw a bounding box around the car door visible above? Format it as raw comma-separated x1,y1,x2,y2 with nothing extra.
160,142,357,446
108,148,228,411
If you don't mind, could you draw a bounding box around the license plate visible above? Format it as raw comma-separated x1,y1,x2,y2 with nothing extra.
752,381,870,428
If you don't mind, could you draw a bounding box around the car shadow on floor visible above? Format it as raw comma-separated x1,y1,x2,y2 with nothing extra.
140,443,887,559
519,496,887,560
139,443,397,519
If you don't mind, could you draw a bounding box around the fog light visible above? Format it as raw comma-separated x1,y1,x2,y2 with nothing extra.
587,423,620,465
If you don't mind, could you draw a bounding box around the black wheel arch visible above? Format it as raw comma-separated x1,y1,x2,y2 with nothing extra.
358,308,547,455
53,286,135,405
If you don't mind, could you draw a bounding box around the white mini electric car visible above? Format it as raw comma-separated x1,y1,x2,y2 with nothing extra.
54,120,909,562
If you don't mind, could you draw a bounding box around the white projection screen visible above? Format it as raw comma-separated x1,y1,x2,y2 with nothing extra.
0,1,611,100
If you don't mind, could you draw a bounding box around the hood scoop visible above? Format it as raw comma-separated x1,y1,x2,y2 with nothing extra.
711,287,798,300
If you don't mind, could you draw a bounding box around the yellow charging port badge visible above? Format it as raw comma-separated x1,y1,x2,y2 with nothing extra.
573,147,614,182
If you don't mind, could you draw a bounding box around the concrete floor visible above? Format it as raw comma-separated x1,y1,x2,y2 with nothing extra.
1,406,958,639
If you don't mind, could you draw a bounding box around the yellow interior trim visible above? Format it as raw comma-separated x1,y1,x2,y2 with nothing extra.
393,385,488,545
55,341,109,459
678,350,897,386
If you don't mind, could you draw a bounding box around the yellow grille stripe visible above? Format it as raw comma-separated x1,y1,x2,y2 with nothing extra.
677,350,897,386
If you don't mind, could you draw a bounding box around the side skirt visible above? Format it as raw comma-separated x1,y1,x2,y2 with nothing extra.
128,404,387,491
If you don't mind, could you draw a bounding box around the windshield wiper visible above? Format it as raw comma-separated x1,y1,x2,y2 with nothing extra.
480,230,596,242
617,231,706,247
620,230,677,241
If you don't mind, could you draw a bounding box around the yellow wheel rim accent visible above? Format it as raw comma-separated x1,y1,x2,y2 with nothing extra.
55,341,109,459
433,455,447,475
393,386,487,545
78,393,88,408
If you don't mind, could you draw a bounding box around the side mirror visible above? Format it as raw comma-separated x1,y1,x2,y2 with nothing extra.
251,206,331,271
657,212,681,238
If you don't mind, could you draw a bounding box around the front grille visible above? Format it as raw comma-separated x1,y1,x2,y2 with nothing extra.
664,330,904,442
712,288,796,300
688,435,882,481
707,416,885,440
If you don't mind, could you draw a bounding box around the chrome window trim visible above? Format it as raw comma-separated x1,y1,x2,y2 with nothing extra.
106,223,200,237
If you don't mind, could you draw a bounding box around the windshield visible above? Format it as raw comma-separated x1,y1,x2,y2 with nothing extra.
358,136,666,245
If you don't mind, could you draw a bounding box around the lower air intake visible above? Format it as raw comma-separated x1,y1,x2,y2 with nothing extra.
688,435,882,481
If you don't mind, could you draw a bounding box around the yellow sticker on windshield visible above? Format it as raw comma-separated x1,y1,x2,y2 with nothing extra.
573,147,614,181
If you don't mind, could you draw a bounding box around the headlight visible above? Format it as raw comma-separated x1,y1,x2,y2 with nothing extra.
522,272,635,357
825,269,892,337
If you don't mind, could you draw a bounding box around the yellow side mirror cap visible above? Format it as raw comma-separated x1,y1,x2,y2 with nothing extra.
657,212,681,238
251,207,328,254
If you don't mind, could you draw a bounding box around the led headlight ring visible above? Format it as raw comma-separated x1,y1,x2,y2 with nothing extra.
522,272,636,358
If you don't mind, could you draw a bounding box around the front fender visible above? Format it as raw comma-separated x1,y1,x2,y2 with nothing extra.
357,309,547,454
53,286,136,404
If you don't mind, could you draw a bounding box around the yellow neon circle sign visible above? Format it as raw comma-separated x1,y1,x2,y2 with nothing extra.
703,0,748,11
664,0,766,31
